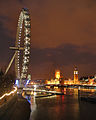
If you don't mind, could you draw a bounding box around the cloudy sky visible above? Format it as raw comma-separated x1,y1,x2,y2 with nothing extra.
0,0,96,79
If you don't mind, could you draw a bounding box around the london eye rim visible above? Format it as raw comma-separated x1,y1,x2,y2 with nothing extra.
15,8,31,80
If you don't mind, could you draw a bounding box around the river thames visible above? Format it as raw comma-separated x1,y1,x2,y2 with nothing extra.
27,88,96,120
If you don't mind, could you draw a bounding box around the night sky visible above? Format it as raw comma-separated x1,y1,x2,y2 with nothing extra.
0,0,96,79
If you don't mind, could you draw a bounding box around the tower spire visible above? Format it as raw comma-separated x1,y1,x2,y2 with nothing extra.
74,66,78,84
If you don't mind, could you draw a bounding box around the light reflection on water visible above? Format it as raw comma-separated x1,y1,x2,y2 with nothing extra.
25,88,96,120
29,96,37,120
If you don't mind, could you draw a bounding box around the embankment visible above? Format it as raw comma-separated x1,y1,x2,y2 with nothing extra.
0,94,31,120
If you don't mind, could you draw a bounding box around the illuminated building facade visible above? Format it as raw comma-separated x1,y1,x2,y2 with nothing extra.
55,70,60,79
74,67,79,84
45,79,60,85
45,68,80,85
88,78,94,85
63,79,74,85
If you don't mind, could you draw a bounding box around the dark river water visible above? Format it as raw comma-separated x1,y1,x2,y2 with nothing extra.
27,88,96,120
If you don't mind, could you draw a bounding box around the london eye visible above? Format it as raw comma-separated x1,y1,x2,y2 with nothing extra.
5,8,31,86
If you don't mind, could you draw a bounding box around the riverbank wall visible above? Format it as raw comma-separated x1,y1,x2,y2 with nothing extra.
0,94,31,120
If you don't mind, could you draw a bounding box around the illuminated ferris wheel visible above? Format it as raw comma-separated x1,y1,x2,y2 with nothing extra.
15,8,31,80
5,8,31,83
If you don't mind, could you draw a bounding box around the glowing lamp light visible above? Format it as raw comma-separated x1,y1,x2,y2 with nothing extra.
26,80,30,85
15,80,19,87
34,85,37,90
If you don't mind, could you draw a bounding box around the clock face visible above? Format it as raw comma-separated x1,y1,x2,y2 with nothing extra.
74,71,78,74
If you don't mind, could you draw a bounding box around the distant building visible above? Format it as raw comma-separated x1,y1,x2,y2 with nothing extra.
45,79,60,85
63,79,74,85
74,67,79,84
94,74,96,81
45,67,80,85
88,78,94,85
45,70,60,85
55,70,60,79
